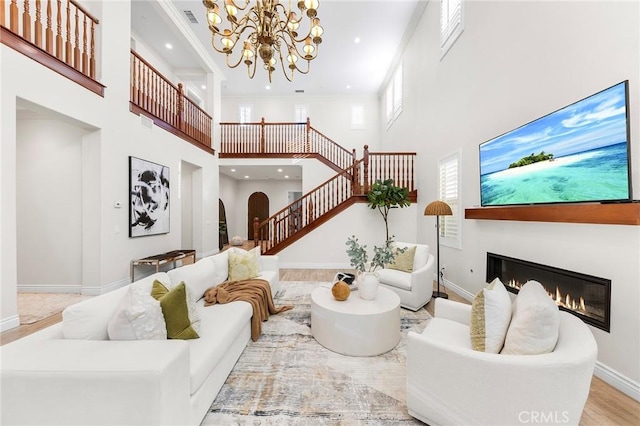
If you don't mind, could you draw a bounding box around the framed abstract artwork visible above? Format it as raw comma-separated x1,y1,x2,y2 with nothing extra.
129,156,170,237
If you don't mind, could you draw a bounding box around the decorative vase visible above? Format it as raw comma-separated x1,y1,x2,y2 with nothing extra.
358,271,379,301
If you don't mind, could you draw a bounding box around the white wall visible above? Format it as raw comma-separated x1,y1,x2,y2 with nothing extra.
222,95,381,152
16,118,87,292
279,203,418,268
1,0,221,330
381,0,640,395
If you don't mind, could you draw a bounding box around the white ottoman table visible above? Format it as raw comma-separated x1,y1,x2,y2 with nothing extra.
310,285,401,356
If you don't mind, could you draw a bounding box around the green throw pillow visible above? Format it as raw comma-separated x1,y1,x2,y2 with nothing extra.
387,245,416,273
151,280,199,340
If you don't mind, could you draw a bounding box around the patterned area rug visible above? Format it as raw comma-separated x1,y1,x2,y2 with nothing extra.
202,282,431,425
17,292,92,324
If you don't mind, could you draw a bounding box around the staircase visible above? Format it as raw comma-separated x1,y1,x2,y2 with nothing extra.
221,120,417,255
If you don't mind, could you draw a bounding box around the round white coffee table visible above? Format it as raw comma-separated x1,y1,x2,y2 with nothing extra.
310,285,401,356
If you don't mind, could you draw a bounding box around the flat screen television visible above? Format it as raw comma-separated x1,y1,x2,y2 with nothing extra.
479,81,632,207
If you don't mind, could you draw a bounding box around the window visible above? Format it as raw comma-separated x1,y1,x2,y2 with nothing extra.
239,104,252,124
351,104,364,129
440,0,463,58
385,62,403,127
438,152,461,248
294,105,308,123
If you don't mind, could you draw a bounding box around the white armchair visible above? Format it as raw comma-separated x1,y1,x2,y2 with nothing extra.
377,242,435,311
406,298,598,426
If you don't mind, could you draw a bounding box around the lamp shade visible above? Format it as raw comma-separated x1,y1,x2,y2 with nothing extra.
424,200,453,216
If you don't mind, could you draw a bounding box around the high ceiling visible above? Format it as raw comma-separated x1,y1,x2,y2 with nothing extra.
131,0,423,97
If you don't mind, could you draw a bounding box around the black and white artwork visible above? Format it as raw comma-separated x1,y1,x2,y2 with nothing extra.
129,156,170,237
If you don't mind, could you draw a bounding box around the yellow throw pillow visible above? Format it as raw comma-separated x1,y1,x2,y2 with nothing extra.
228,247,260,281
387,245,416,273
151,280,199,340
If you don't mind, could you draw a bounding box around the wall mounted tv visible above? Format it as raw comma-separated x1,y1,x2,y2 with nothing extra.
479,81,631,207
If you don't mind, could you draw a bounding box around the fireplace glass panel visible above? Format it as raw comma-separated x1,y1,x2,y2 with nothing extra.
486,253,610,332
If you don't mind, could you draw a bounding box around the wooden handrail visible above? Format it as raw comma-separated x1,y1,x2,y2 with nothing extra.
1,0,101,83
254,160,363,254
69,0,97,24
221,117,353,172
245,141,417,254
130,50,213,152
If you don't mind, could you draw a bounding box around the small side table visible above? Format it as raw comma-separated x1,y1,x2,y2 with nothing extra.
130,249,196,282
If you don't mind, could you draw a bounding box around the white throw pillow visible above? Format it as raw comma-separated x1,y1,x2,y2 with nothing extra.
470,278,513,353
206,251,229,286
107,286,167,340
63,286,129,340
502,280,560,355
167,259,215,303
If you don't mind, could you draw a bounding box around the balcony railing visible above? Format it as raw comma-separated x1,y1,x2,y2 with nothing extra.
220,118,354,172
130,50,213,153
1,0,103,95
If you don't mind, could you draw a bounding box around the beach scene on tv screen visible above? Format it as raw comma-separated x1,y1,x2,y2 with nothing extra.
480,82,630,206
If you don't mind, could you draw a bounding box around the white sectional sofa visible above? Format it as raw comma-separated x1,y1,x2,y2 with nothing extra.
0,249,279,426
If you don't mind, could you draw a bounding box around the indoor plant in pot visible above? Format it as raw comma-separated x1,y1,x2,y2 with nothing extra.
345,236,402,300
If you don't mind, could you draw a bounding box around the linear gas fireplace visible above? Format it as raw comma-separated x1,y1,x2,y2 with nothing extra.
486,253,610,332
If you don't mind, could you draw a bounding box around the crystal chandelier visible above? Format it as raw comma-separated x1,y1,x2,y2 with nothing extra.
202,0,324,82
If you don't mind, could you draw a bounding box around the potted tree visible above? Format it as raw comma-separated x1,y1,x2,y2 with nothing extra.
366,179,411,241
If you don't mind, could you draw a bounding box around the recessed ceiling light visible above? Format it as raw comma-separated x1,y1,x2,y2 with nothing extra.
266,85,271,90
277,168,283,172
244,175,249,179
201,85,206,89
165,43,173,49
354,37,361,44
230,169,236,172
284,175,289,179
346,85,351,89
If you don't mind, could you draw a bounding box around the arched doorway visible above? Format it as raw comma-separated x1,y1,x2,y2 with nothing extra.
219,199,228,250
247,192,269,241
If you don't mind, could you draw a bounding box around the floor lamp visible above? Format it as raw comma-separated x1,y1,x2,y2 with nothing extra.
424,200,453,299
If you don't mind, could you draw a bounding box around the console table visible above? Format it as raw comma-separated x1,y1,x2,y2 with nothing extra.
130,249,196,282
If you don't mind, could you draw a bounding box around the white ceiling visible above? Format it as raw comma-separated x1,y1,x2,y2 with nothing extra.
131,0,422,97
219,164,302,181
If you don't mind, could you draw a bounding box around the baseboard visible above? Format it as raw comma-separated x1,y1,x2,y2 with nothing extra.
17,284,82,293
1,315,20,332
280,262,352,270
443,277,640,402
441,278,474,302
81,278,130,296
594,361,640,402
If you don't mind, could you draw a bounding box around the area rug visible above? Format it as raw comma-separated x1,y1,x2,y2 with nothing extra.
17,292,92,324
202,281,430,425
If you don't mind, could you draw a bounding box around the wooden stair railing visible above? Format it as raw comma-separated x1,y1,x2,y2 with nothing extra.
253,160,364,254
1,0,104,95
251,148,417,254
363,145,417,195
130,50,213,154
220,118,354,172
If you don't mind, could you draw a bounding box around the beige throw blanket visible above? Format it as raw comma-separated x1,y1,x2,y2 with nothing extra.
204,279,293,341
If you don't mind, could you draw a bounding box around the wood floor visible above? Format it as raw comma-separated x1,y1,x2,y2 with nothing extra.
2,268,638,425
